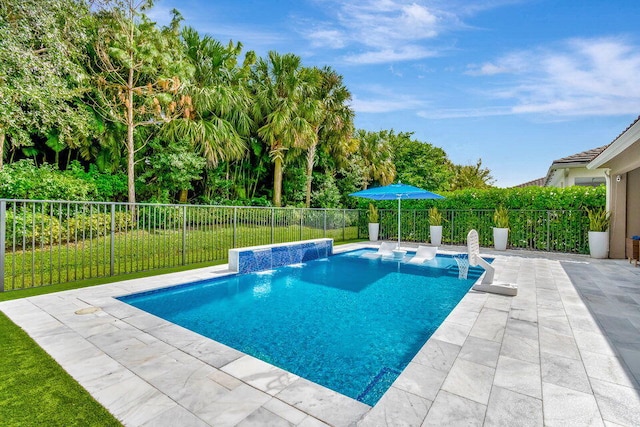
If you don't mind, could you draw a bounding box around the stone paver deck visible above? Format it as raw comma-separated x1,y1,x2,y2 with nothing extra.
1,243,639,426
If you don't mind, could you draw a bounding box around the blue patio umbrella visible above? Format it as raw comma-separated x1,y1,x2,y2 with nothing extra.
350,183,444,249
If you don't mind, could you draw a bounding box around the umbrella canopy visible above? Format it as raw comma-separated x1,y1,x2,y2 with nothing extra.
350,183,444,248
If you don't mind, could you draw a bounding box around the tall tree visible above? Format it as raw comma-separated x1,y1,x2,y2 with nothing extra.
163,28,254,167
161,28,256,202
392,132,454,191
0,0,93,169
304,67,354,208
354,129,396,189
450,158,495,190
89,0,193,205
251,51,317,207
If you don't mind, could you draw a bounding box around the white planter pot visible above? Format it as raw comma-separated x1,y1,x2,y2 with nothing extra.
493,227,509,251
588,231,609,258
368,223,380,242
430,225,443,246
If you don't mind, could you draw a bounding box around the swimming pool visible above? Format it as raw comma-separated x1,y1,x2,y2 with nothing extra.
120,249,485,406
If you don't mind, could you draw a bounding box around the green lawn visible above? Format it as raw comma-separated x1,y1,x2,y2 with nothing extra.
4,225,360,291
0,311,122,426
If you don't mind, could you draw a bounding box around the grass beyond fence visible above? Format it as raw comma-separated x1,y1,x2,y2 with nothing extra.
1,200,361,291
2,199,590,292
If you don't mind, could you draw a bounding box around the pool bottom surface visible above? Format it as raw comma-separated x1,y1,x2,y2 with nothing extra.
121,249,478,405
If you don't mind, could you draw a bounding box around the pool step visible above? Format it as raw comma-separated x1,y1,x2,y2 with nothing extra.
357,367,402,404
445,264,485,280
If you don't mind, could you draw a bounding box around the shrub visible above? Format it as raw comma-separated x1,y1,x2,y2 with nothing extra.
585,207,610,232
0,160,95,201
493,206,509,228
428,207,443,226
66,212,134,238
368,203,379,223
5,209,66,247
65,162,128,201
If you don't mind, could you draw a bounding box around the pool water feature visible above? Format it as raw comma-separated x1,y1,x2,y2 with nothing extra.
120,249,486,406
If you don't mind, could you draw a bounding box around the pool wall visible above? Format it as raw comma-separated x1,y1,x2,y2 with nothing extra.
229,238,333,274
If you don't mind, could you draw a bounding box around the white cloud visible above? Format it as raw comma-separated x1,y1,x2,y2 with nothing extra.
417,106,513,119
462,37,640,117
344,45,438,64
195,23,285,48
301,0,471,63
307,28,347,48
466,53,529,76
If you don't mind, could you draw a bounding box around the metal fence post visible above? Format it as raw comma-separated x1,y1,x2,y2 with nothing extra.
300,209,303,241
233,207,237,248
547,210,551,252
342,209,346,241
182,205,187,266
323,209,327,237
413,209,416,241
450,210,455,244
271,208,275,244
0,200,6,292
110,203,115,276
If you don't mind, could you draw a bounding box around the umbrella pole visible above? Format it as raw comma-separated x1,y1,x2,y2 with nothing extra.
397,197,401,249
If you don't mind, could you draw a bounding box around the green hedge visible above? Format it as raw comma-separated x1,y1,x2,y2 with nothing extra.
356,185,606,210
358,208,591,254
0,160,128,202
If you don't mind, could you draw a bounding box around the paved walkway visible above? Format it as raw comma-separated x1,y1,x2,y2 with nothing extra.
1,244,639,426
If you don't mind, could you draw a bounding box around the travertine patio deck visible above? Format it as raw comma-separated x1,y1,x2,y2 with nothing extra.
1,243,639,426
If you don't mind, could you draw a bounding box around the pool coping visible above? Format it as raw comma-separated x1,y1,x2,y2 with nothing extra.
2,242,639,426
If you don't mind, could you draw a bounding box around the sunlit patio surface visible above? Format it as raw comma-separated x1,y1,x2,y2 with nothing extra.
1,243,639,426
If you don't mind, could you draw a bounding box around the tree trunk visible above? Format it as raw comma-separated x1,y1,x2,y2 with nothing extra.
273,157,283,207
126,65,136,216
179,189,188,203
0,130,5,170
305,142,317,208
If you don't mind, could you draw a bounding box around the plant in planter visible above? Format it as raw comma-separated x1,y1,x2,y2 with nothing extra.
367,203,380,241
428,207,444,245
492,206,509,250
586,207,611,258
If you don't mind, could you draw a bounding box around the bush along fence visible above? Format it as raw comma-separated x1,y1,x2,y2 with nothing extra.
0,199,590,291
364,208,590,254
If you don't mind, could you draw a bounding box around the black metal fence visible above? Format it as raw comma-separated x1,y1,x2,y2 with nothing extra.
0,199,590,291
372,208,589,254
0,200,360,291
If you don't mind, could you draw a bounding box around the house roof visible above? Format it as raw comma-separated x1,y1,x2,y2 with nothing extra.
551,145,608,166
588,115,640,170
513,177,545,188
544,145,608,186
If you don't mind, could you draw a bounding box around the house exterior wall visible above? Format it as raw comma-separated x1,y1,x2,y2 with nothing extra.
598,140,640,258
546,167,606,188
609,173,627,258
627,168,640,239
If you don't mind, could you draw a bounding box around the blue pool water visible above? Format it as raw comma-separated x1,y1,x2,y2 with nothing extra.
120,249,485,406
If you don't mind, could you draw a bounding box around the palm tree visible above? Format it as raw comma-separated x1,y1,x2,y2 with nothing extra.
355,129,396,189
163,28,253,167
251,51,317,207
304,67,354,207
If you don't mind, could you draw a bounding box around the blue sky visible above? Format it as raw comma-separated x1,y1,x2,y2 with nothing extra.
148,0,640,187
